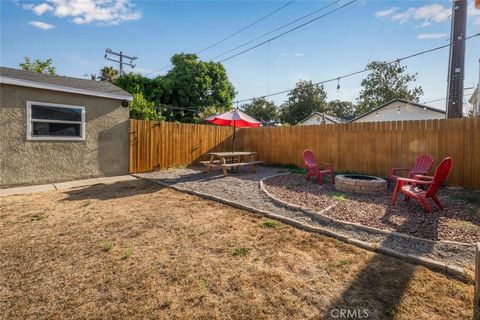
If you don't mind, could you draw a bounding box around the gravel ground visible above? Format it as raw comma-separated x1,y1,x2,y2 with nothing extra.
137,166,476,270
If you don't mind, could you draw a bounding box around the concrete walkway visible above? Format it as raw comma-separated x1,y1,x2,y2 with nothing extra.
0,175,137,197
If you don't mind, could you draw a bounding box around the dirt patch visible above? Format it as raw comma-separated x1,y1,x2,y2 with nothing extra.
0,179,474,319
264,174,480,244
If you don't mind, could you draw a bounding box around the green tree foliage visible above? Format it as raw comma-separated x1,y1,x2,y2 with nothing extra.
241,97,278,126
161,53,236,122
326,100,356,120
19,57,56,75
279,80,328,125
356,61,423,115
98,66,119,82
129,93,164,121
114,73,161,102
114,53,236,123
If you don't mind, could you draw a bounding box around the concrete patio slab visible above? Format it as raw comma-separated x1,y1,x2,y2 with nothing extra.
0,175,137,197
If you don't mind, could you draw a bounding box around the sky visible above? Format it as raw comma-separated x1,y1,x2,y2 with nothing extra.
1,0,479,111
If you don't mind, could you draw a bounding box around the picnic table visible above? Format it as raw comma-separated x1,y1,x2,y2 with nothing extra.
201,151,263,176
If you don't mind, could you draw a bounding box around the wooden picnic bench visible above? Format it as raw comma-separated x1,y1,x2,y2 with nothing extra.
202,151,263,176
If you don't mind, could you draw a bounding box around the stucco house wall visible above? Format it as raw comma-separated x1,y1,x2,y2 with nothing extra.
0,83,130,187
352,100,445,123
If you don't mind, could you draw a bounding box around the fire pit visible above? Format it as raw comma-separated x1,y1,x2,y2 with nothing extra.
335,174,387,194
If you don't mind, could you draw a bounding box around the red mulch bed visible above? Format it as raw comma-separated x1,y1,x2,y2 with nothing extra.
264,174,480,244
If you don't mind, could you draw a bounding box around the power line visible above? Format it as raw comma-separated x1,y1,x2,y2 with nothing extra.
423,93,473,104
208,1,340,61
196,0,295,55
146,1,295,75
233,32,480,104
219,0,358,63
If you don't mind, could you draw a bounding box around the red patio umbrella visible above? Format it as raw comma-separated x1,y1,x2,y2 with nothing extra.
205,109,261,152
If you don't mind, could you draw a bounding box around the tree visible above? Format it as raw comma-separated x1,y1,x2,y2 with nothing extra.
98,66,119,82
241,98,278,126
129,93,164,121
356,61,423,115
161,53,236,122
326,100,355,120
113,53,236,123
279,80,328,125
114,72,159,102
19,57,56,75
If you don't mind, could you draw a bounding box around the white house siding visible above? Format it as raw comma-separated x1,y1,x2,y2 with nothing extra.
353,101,445,123
299,115,337,125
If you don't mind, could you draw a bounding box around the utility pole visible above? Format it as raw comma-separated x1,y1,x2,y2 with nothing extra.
104,48,137,76
446,0,467,118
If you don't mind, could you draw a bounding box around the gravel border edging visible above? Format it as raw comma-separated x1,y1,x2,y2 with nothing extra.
260,174,472,248
137,174,473,284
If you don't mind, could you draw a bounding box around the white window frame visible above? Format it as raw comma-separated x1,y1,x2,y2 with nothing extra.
26,101,86,141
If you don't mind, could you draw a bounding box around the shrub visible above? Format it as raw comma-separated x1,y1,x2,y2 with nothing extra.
129,93,164,121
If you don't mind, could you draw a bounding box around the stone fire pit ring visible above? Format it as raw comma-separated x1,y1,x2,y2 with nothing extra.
335,174,387,194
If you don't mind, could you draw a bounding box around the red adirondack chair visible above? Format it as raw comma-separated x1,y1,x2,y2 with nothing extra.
388,154,434,189
303,149,334,185
391,157,453,213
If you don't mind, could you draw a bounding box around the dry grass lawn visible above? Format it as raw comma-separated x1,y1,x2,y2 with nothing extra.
0,180,474,319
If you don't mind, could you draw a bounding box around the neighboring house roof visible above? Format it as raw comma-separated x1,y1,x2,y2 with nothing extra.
0,67,132,101
298,111,340,124
349,98,445,123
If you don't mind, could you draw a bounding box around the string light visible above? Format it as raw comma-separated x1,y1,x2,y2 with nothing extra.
336,78,340,90
396,59,402,73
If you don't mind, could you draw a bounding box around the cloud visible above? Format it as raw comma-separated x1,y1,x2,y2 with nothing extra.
416,33,447,40
29,20,54,30
33,3,53,15
22,0,142,25
375,7,397,18
376,3,450,26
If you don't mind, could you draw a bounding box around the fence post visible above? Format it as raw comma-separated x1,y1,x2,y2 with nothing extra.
475,243,480,319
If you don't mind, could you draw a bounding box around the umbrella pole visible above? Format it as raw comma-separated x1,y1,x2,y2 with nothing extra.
232,121,236,153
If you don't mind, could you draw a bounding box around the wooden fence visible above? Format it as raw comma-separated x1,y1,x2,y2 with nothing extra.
129,120,232,173
130,118,480,188
235,118,480,188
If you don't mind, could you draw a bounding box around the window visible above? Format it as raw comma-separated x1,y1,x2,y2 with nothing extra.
26,101,85,141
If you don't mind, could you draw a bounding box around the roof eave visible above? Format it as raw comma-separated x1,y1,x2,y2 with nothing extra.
0,76,133,101
298,111,339,124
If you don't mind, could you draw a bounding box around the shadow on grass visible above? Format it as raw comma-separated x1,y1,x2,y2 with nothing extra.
324,216,436,319
62,180,163,201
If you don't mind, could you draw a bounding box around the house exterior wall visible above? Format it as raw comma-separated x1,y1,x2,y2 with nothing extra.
352,101,445,123
0,83,130,187
299,115,336,125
